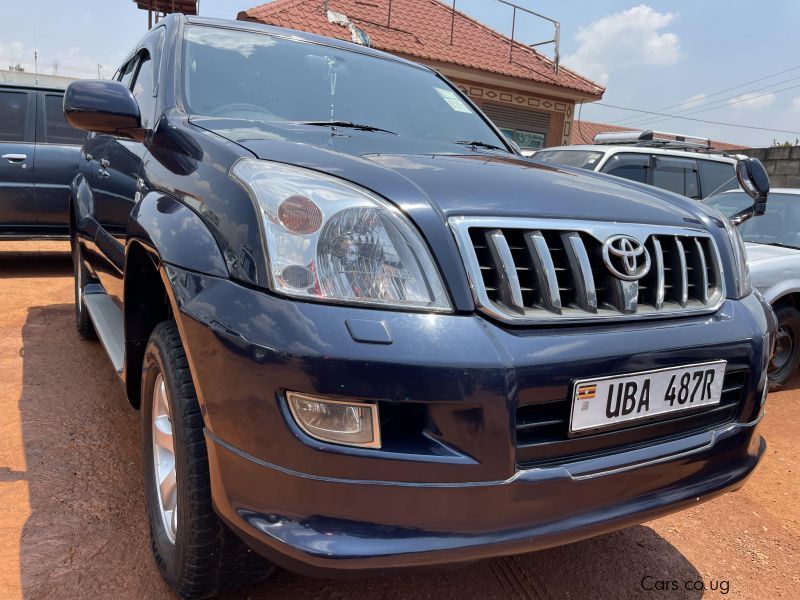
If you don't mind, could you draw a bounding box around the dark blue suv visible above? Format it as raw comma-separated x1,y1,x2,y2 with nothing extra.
64,15,773,599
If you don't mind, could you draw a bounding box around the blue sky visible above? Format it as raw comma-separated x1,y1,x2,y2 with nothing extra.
2,1,799,147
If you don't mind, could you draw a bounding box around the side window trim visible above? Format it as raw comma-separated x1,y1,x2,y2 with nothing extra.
34,90,44,144
131,50,153,93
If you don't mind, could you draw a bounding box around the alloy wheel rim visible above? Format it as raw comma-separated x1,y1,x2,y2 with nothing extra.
770,325,795,374
152,373,178,544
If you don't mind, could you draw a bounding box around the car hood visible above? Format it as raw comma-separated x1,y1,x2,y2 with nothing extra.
744,242,800,263
192,117,709,227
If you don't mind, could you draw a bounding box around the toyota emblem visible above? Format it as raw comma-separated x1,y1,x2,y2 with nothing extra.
602,235,651,281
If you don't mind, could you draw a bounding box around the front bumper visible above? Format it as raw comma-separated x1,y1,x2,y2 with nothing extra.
207,420,764,575
165,265,772,575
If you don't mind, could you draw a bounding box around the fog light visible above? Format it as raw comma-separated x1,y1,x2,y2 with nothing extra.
287,392,381,448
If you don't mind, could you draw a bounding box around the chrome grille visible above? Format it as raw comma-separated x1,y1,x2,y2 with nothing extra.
450,217,725,323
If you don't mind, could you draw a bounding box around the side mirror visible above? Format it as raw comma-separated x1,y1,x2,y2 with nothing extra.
730,157,770,226
63,80,144,141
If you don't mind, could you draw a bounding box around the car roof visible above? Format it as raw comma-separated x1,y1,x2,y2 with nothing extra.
182,15,431,73
539,145,737,164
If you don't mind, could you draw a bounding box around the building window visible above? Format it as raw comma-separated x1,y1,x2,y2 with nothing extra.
499,128,545,151
481,101,550,151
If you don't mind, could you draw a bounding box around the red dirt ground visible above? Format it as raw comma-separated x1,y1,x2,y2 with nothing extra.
1,241,797,600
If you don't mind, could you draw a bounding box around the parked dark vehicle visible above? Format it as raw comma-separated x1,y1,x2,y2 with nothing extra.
0,83,85,237
65,15,774,599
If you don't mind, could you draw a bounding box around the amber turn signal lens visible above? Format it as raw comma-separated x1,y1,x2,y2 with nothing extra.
278,195,323,234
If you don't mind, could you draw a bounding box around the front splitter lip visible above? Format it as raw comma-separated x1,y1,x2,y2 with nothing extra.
206,421,765,578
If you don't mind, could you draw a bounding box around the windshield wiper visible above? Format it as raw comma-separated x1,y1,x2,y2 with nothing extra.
299,121,397,135
454,139,508,151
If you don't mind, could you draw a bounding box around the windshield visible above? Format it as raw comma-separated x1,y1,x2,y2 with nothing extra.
531,149,603,170
182,25,509,151
705,191,800,249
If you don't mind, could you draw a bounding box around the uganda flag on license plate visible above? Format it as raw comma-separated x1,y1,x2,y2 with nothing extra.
576,384,597,401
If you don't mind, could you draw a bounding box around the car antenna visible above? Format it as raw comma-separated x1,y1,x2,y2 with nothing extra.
326,57,338,133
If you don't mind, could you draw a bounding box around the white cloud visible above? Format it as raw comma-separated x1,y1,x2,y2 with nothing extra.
682,93,707,109
563,5,680,85
729,92,776,110
790,97,800,112
0,41,99,78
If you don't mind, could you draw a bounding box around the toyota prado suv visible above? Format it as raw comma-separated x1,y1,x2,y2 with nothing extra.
64,15,773,599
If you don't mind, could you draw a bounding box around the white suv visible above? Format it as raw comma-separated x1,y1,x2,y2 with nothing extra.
531,131,740,200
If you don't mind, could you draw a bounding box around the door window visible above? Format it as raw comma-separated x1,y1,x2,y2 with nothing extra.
0,91,29,142
652,156,700,198
43,93,86,145
600,153,649,184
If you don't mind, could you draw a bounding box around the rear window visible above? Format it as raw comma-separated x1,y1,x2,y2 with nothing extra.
0,90,29,142
43,93,86,145
532,150,603,170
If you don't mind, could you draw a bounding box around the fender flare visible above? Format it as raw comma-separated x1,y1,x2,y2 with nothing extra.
128,191,228,277
760,282,800,307
122,192,228,407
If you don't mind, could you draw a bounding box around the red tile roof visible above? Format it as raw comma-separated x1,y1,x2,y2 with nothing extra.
571,120,748,152
238,0,604,98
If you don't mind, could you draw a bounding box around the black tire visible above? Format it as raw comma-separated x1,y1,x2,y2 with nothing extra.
141,321,273,599
71,235,96,339
768,305,800,389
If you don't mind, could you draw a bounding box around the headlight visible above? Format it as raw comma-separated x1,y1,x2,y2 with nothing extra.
231,159,451,311
721,214,752,298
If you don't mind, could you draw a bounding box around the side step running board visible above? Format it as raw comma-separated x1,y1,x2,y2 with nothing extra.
83,291,125,374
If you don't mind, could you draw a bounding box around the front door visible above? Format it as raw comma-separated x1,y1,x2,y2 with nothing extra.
90,42,157,307
0,89,36,231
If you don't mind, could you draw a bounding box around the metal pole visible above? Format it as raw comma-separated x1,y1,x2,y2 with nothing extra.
554,21,560,74
387,0,392,27
148,0,152,28
450,0,456,45
509,6,516,62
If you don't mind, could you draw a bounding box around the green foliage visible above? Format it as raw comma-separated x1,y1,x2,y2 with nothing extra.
771,138,800,147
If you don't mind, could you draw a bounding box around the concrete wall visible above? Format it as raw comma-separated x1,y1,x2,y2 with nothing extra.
735,146,800,189
0,70,79,89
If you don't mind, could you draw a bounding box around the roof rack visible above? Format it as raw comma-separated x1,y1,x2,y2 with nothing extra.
593,130,713,151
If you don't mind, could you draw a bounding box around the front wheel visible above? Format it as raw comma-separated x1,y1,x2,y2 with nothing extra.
141,321,272,599
768,305,800,389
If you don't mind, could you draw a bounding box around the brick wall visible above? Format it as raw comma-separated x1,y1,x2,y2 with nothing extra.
735,146,800,188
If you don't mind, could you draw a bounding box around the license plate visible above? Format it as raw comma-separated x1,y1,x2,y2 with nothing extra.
569,360,727,435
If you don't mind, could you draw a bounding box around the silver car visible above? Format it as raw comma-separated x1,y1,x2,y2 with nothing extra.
706,188,800,386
